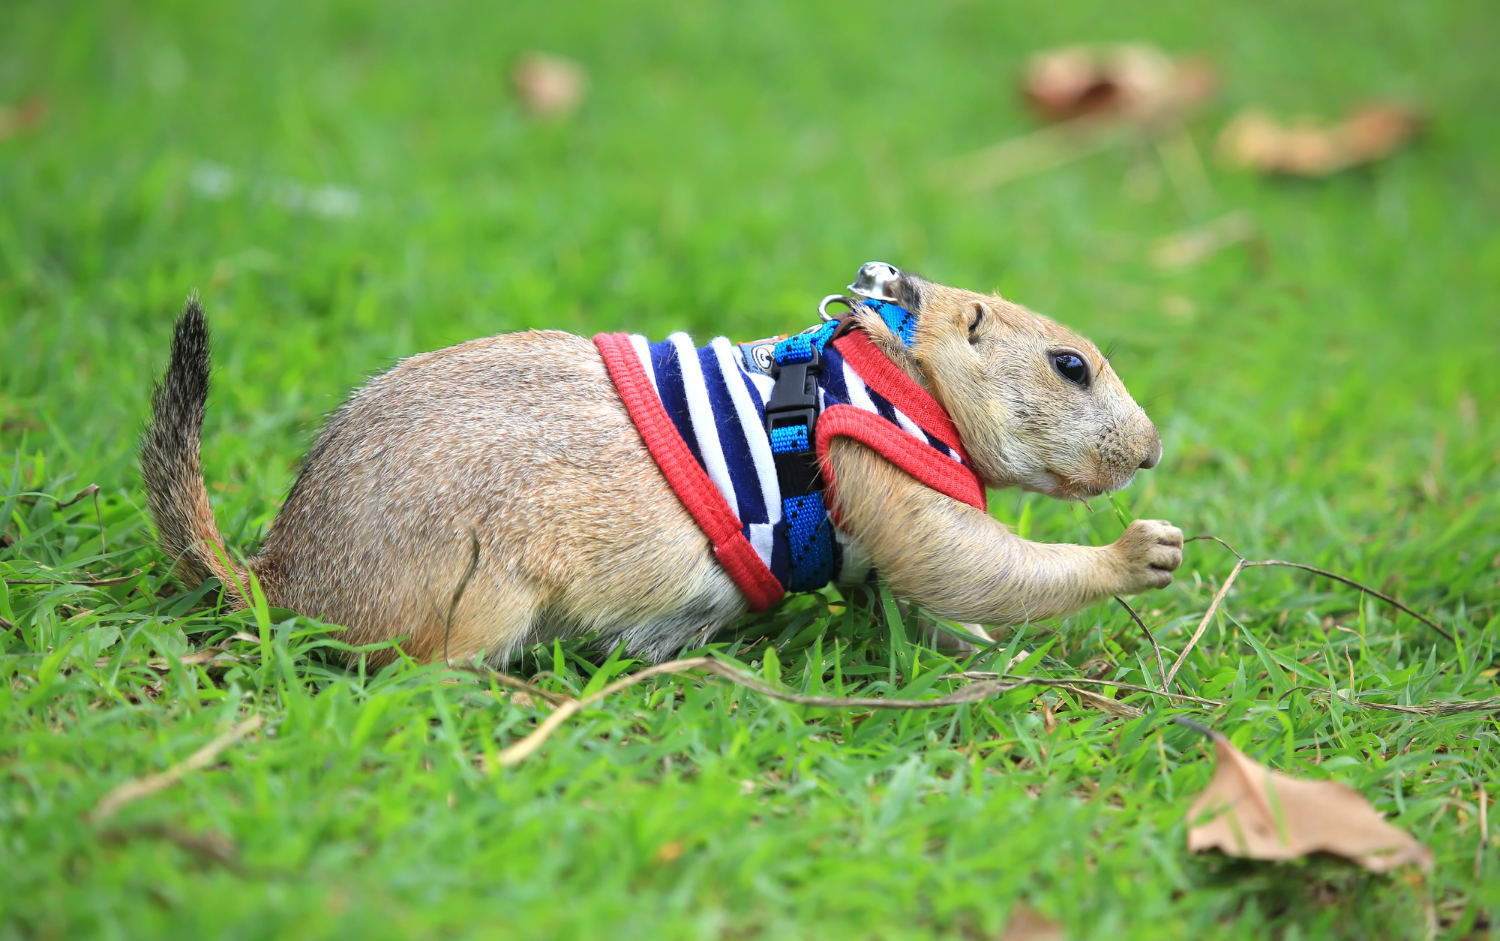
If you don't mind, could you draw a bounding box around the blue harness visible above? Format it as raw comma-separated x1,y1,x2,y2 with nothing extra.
763,300,918,591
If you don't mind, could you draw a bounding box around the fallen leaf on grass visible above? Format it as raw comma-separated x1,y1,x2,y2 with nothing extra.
511,53,588,118
950,44,1213,192
653,840,684,864
1217,104,1422,176
1023,44,1214,125
1185,725,1433,873
996,904,1064,941
0,96,47,141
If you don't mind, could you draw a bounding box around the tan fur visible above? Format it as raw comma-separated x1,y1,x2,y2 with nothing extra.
826,276,1181,629
142,272,1180,665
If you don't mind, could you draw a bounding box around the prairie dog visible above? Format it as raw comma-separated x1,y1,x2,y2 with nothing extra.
141,269,1181,663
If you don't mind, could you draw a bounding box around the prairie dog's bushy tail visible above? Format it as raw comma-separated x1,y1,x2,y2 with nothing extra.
140,296,247,602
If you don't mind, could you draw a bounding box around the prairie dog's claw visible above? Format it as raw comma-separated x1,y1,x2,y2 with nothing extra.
1112,519,1184,594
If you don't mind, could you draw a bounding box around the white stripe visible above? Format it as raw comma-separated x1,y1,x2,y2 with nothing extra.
745,369,774,403
748,522,776,566
844,361,879,414
629,334,659,396
712,338,781,527
670,333,738,518
845,361,936,450
890,406,927,444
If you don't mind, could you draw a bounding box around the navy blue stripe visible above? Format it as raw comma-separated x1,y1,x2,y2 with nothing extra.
820,345,851,406
866,387,901,426
733,362,770,421
921,428,961,461
624,328,965,597
649,340,705,467
699,345,769,526
769,520,791,587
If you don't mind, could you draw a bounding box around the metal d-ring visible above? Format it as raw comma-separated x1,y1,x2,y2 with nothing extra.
818,294,858,322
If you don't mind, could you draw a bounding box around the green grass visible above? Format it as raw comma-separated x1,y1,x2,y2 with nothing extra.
3,0,1499,937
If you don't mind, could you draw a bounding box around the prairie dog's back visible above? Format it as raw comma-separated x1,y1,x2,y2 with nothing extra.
250,329,743,661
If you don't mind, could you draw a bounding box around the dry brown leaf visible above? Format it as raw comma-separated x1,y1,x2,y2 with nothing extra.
653,840,684,864
1186,730,1433,873
510,53,587,118
1217,103,1422,176
1023,44,1215,125
996,904,1064,941
0,97,47,141
951,44,1212,192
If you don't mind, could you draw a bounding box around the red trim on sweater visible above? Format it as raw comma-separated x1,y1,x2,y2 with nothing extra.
593,333,785,612
816,405,988,514
830,331,970,462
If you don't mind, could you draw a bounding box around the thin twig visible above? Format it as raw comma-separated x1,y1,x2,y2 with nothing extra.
1242,559,1451,642
446,662,574,707
1165,558,1246,693
88,714,263,822
4,569,143,587
1186,534,1451,642
12,483,107,558
496,657,720,767
1115,595,1169,690
94,647,260,673
99,823,242,872
52,483,100,509
1184,535,1246,559
492,645,1499,767
0,614,13,631
496,657,1224,768
1476,783,1488,883
1281,686,1500,716
945,671,1223,707
1171,715,1219,740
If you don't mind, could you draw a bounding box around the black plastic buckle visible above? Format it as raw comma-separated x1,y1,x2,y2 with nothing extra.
766,347,824,498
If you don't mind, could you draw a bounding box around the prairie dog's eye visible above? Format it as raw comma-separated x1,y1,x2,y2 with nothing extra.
968,304,985,344
1052,351,1091,386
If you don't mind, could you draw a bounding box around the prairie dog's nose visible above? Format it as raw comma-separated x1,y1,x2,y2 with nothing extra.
1139,427,1163,470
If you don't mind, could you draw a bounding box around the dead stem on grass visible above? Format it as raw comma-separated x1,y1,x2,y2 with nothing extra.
4,569,144,586
494,658,1227,767
1114,595,1169,689
490,534,1476,766
1165,535,1454,692
99,823,243,872
1283,687,1500,717
88,714,263,822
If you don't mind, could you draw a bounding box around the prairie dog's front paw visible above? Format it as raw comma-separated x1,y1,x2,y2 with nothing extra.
1111,519,1183,594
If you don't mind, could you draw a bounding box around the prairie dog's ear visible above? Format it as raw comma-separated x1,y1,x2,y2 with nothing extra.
965,300,988,344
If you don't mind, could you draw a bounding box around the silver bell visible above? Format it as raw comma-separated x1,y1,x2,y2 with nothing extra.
847,261,902,302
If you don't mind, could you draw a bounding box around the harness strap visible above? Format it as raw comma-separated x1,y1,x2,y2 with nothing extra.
766,319,841,591
766,302,918,591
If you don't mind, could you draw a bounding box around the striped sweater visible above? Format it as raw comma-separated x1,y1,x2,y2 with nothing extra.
594,325,987,611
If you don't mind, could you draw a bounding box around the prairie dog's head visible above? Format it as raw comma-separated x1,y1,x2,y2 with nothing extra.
862,271,1161,500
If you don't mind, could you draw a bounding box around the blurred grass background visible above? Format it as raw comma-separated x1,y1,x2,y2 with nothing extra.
2,0,1498,938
